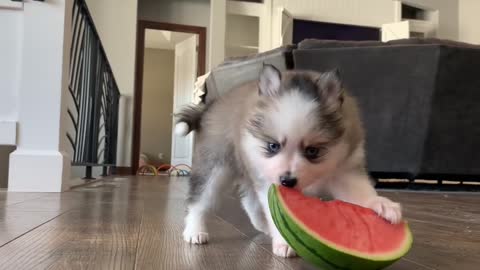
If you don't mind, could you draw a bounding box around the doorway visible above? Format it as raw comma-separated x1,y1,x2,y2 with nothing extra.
132,21,206,175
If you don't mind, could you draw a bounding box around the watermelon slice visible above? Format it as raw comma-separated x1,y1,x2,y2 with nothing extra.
268,185,413,270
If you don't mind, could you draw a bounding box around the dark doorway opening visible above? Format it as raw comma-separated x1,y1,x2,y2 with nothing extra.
293,19,380,44
131,21,207,175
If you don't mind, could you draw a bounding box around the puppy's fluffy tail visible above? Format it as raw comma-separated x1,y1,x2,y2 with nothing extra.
174,104,206,136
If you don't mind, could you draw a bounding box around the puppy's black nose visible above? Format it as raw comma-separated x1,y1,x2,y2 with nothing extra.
280,174,297,188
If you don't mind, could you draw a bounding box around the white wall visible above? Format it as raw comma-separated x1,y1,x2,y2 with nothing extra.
138,0,211,69
85,0,138,96
0,9,21,122
273,0,394,29
139,0,210,27
85,0,138,167
458,0,480,44
406,0,459,40
209,0,226,68
272,0,459,40
0,7,22,145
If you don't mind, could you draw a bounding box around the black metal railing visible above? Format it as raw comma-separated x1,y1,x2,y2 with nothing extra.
67,0,120,179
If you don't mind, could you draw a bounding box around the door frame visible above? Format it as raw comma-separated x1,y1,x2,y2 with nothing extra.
131,20,206,175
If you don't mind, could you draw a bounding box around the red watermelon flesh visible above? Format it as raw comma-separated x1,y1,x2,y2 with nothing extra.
269,185,413,270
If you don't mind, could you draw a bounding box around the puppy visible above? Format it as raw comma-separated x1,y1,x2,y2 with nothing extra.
175,65,402,258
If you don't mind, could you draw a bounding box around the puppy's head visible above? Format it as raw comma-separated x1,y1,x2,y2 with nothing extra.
244,64,348,190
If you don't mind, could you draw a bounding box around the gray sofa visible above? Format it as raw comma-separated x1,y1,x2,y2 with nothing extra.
204,38,480,181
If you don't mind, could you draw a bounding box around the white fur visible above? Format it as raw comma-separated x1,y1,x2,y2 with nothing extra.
240,185,269,235
259,65,282,96
183,207,209,244
241,133,272,185
366,196,402,224
184,76,403,257
327,168,403,224
231,136,299,257
273,242,297,258
257,186,297,257
238,91,402,257
183,167,228,244
271,91,318,139
241,91,349,190
175,122,190,136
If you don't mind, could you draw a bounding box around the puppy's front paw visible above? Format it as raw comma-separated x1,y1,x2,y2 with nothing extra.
367,196,402,224
272,241,297,258
183,229,209,244
251,218,270,235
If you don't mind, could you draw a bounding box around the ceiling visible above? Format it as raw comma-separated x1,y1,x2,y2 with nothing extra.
145,29,194,50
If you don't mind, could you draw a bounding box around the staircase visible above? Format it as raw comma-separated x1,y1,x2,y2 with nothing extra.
0,0,120,191
67,0,120,179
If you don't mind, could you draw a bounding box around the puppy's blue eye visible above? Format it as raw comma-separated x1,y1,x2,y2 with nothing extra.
305,146,320,160
267,142,281,154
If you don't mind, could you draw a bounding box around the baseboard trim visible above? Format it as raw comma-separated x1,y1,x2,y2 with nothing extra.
112,166,133,175
0,1,23,10
8,149,70,192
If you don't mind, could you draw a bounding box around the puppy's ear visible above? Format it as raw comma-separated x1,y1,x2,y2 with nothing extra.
258,64,282,96
318,69,344,106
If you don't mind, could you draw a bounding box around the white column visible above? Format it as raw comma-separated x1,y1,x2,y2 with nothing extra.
116,95,133,167
8,0,73,192
0,3,22,145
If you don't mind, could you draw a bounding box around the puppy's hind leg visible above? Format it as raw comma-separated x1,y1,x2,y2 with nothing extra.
183,166,229,244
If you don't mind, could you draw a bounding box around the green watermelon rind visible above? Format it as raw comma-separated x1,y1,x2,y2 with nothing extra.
268,185,413,270
270,189,350,270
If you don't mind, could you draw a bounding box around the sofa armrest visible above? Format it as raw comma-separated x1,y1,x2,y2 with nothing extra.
205,45,296,104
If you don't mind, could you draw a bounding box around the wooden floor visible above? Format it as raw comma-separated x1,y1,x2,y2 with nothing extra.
0,176,479,270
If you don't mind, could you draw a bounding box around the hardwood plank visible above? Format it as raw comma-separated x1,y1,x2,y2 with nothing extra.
0,176,478,270
401,219,480,270
381,191,480,270
0,219,139,269
136,204,291,270
134,178,291,270
0,191,49,207
0,204,143,269
0,210,62,246
0,178,145,269
4,192,87,212
0,192,70,246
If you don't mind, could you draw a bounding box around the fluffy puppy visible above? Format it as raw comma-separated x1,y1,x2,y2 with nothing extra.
176,65,402,257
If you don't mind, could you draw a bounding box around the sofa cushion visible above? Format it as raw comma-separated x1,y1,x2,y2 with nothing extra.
419,46,480,177
297,38,480,50
293,45,441,177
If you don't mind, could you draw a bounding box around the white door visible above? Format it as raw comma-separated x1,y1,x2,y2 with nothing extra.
381,21,410,42
273,7,294,48
171,35,198,166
